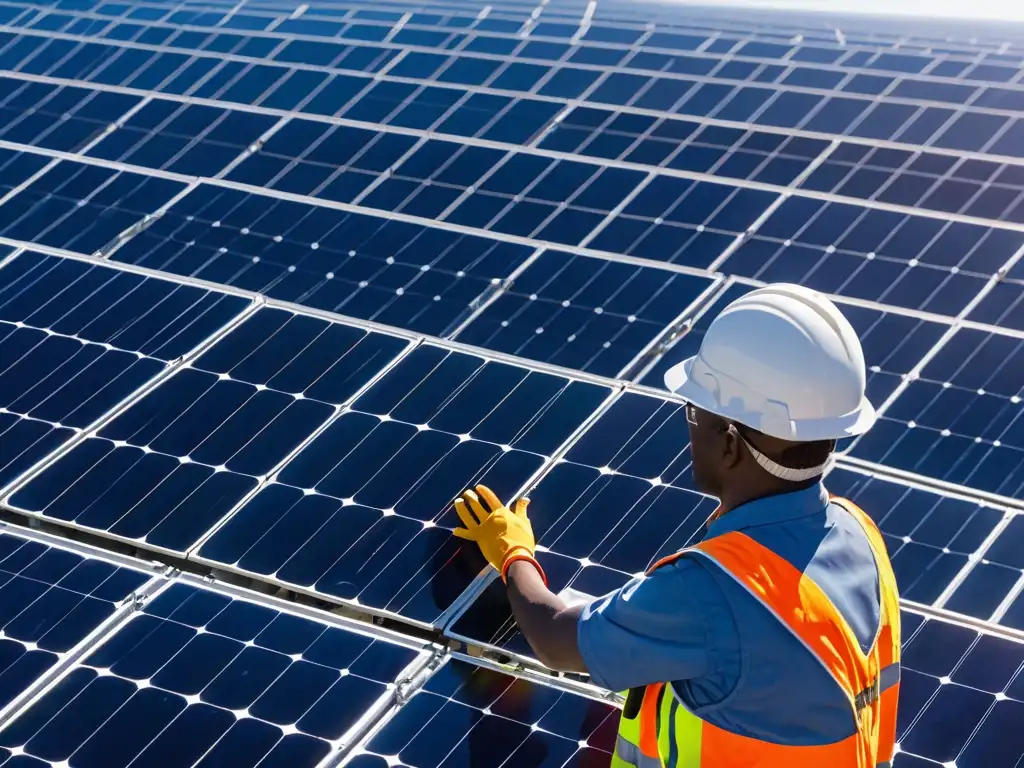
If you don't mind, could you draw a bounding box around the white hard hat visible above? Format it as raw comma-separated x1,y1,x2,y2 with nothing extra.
664,284,876,443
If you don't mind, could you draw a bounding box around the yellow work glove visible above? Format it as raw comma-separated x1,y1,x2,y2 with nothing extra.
453,485,547,585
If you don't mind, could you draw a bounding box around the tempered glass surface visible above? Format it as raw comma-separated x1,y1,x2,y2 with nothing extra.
112,184,534,336
0,531,151,712
0,160,185,255
717,197,1022,314
86,101,279,177
0,582,423,768
0,78,139,153
586,177,777,269
849,328,1024,500
197,344,612,626
0,252,247,489
455,251,715,377
347,659,619,768
449,391,717,656
8,308,410,553
897,613,1024,767
638,282,949,411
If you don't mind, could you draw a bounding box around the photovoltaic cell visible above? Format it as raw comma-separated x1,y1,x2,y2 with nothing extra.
718,197,1024,314
346,659,619,768
0,530,153,715
0,78,140,153
7,308,411,553
896,612,1024,767
454,251,715,377
196,343,613,626
0,581,430,768
112,184,535,336
941,514,1024,628
86,101,279,177
801,143,1024,222
586,176,777,269
449,391,717,656
0,251,247,489
0,159,185,256
849,328,1024,500
538,106,831,186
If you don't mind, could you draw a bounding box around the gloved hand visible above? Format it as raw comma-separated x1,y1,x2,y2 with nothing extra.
453,485,546,585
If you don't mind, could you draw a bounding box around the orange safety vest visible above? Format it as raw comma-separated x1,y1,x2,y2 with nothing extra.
612,497,901,768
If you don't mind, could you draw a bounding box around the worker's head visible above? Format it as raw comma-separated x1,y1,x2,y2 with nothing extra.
664,284,876,502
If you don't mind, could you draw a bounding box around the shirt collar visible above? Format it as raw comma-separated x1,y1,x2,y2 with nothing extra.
706,482,829,539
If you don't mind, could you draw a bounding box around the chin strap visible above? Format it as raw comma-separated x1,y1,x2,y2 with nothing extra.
738,433,833,482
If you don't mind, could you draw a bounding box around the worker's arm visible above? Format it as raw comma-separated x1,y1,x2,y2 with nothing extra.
504,559,587,673
452,486,730,691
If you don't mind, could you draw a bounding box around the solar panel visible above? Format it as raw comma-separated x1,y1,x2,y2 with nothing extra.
195,343,614,626
897,610,1024,767
0,251,249,491
6,307,412,554
849,326,1024,501
453,251,716,377
0,525,160,723
344,656,619,768
1,2,1024,763
110,184,536,337
0,577,439,768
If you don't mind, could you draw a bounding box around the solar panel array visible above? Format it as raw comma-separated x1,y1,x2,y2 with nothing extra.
1,0,1023,765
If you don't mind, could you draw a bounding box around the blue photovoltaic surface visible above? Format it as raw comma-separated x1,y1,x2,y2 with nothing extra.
454,251,715,377
0,580,428,768
0,530,152,714
717,197,1024,315
0,1,1023,763
346,658,619,768
0,158,185,256
896,611,1024,767
197,343,613,626
0,251,247,489
7,307,411,553
850,327,1024,499
110,184,535,337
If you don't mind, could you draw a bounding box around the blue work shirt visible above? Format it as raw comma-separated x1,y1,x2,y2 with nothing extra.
577,483,883,745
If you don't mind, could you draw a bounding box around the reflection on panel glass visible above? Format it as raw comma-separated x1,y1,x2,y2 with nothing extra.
0,160,184,255
0,582,424,768
347,659,618,768
197,345,612,626
0,531,152,712
8,309,410,553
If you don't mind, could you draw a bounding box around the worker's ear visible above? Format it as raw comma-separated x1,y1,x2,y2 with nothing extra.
722,424,743,469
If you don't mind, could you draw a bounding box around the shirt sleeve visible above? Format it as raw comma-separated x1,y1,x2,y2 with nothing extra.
576,555,731,693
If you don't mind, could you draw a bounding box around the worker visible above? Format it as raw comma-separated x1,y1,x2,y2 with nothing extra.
453,284,901,767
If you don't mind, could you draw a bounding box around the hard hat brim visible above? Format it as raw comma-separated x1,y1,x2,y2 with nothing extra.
664,356,877,442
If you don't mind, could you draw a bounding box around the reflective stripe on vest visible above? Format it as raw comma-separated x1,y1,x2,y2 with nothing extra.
612,497,900,768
